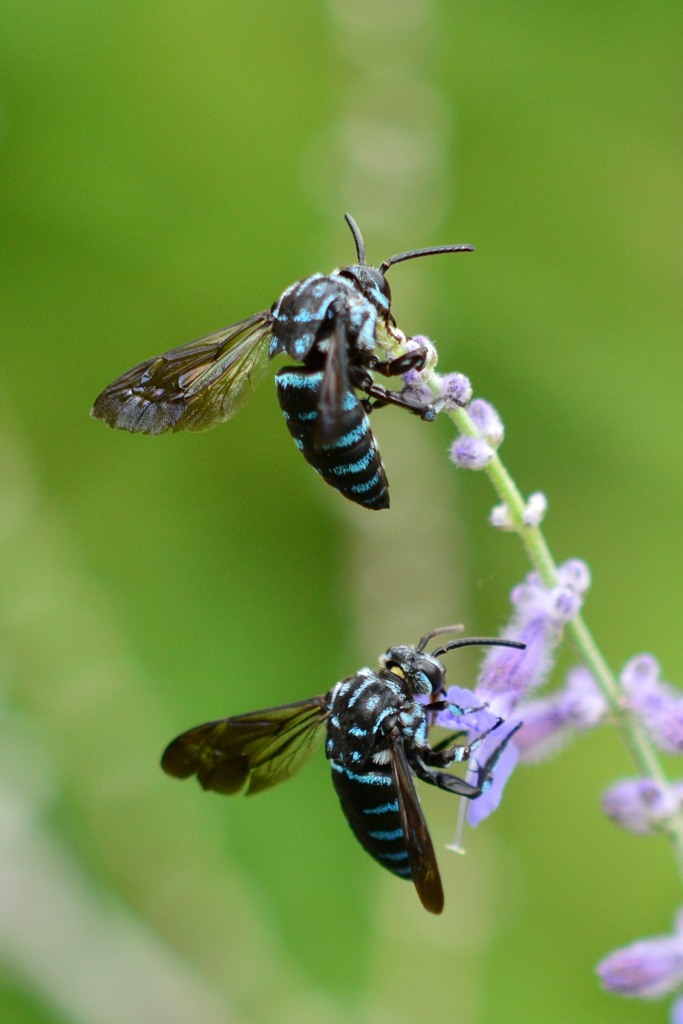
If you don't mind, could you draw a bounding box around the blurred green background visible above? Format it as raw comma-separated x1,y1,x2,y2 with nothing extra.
1,2,681,1022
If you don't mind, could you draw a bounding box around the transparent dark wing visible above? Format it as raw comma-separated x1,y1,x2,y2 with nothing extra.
315,322,351,445
390,733,444,914
91,311,274,435
161,696,329,796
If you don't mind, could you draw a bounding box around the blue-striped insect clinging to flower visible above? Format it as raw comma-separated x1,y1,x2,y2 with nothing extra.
91,215,473,509
160,627,524,914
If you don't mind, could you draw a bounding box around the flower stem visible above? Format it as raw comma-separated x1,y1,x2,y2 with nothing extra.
446,400,683,878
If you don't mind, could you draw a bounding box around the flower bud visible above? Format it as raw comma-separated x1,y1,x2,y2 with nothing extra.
450,436,494,470
602,778,682,834
598,915,683,999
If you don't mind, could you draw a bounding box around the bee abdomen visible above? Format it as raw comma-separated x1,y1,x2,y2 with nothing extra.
275,367,389,510
330,762,412,880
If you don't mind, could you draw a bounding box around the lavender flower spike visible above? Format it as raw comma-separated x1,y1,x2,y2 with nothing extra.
450,397,505,469
399,336,472,412
450,561,591,828
477,559,590,716
597,909,683,1001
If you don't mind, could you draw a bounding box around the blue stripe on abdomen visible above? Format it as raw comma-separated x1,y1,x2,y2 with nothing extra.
368,828,404,841
330,763,412,881
275,366,389,510
362,800,400,815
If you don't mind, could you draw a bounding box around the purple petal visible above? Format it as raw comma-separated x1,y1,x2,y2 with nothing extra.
438,372,472,408
437,685,500,734
557,666,607,729
478,616,553,711
621,654,661,693
515,668,607,763
671,994,683,1024
621,656,683,755
478,562,589,713
468,398,504,447
467,722,521,827
602,778,681,835
450,436,494,470
557,559,591,594
597,932,683,999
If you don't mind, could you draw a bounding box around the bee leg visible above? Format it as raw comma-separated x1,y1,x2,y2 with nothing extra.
369,350,427,377
430,730,468,753
413,721,522,799
428,697,492,717
349,366,438,420
421,714,505,769
412,760,487,799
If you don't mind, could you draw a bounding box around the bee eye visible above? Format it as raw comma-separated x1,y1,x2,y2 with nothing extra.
365,267,391,305
417,659,443,693
339,266,392,310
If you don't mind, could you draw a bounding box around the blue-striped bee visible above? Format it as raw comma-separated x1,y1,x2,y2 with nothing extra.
161,628,523,914
91,215,473,510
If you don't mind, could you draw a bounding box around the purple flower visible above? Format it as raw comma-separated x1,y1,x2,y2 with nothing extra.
597,910,683,999
673,994,683,1024
400,379,434,406
450,436,494,470
515,666,608,763
478,560,590,716
620,655,683,755
557,558,592,594
398,337,473,413
440,560,592,828
437,372,472,409
403,334,438,375
467,722,521,827
429,684,522,829
429,561,591,835
435,685,501,735
467,398,504,448
450,397,506,469
602,778,683,835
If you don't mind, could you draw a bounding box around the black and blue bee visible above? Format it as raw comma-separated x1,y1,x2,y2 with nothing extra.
161,627,523,914
91,215,473,510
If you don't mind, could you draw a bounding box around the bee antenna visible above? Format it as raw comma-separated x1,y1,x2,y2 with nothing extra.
416,624,464,653
344,213,367,265
430,637,526,659
379,243,474,276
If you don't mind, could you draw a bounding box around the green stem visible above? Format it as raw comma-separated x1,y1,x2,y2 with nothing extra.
385,324,683,875
445,400,683,878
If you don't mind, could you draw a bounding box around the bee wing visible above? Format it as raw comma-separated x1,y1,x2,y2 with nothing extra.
91,311,274,435
161,696,329,796
389,732,444,914
314,322,351,445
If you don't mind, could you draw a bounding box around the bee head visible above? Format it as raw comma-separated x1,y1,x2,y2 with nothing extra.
379,645,446,697
338,263,392,316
